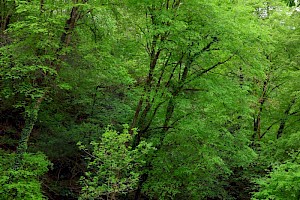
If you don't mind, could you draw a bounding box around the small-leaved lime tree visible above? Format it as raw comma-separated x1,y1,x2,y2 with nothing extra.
78,125,155,200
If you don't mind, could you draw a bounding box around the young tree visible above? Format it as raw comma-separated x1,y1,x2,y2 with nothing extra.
79,126,154,200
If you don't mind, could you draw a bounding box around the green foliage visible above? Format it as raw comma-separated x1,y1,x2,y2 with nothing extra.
78,126,155,199
0,0,63,109
144,111,256,199
139,69,255,199
1,0,300,199
253,161,300,200
0,150,51,200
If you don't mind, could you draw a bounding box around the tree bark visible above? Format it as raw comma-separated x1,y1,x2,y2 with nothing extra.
277,98,296,139
14,96,44,169
253,76,269,141
0,0,15,33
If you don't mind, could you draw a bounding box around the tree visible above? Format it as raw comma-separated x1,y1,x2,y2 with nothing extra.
0,0,90,168
1,0,300,199
79,126,154,200
125,0,273,199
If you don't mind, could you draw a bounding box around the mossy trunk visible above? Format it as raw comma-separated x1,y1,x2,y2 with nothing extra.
14,97,44,169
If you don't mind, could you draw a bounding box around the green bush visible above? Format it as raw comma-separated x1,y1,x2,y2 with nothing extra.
0,151,51,200
78,126,155,200
253,161,300,200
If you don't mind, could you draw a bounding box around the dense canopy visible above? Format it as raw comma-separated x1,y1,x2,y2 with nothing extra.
1,0,300,199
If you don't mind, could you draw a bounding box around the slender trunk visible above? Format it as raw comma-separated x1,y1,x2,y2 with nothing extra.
134,173,148,200
163,97,174,132
60,6,80,47
14,110,38,169
130,96,144,133
277,98,295,139
2,12,11,31
253,77,269,140
130,35,160,140
163,58,190,132
132,46,162,198
0,1,15,33
60,0,88,48
14,96,44,169
277,120,286,139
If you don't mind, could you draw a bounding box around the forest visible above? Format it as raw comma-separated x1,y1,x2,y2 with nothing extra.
0,0,300,199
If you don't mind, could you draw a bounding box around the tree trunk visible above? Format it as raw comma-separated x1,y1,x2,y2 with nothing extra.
0,0,15,33
253,76,269,141
60,6,81,47
14,96,44,169
277,98,296,139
